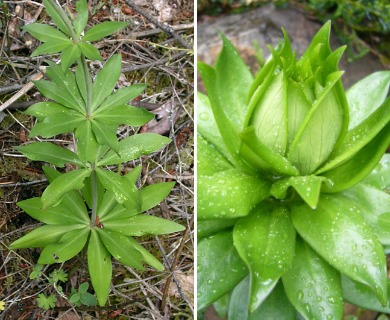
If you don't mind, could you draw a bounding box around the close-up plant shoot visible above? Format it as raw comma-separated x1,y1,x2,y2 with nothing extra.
5,0,187,309
197,21,390,319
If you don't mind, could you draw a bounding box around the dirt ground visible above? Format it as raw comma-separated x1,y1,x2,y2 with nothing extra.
0,0,194,319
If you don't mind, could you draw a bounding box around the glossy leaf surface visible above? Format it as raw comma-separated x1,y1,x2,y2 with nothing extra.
291,194,387,304
198,169,270,219
139,181,175,212
98,84,147,111
342,276,390,313
233,205,295,312
127,237,164,271
198,231,248,310
282,237,343,320
93,105,153,127
346,71,390,129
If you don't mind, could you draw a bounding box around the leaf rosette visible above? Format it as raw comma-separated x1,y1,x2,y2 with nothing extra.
198,21,390,319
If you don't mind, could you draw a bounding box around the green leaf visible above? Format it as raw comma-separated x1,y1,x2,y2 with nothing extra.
93,105,153,127
81,174,104,210
198,133,232,177
24,102,69,121
43,0,72,36
33,80,84,114
69,292,80,304
22,23,69,42
38,227,89,264
198,169,270,219
91,54,122,110
247,71,288,156
213,294,229,320
37,293,57,310
342,183,390,246
31,40,72,56
342,276,390,313
88,229,112,306
127,237,164,271
83,21,128,42
75,63,88,104
78,42,101,60
9,224,86,249
73,0,88,36
45,62,85,110
17,197,89,225
97,133,171,166
198,62,242,168
347,71,390,129
240,127,299,176
29,112,85,138
95,168,140,210
288,71,345,174
61,43,81,71
97,229,144,269
197,92,231,163
233,205,295,312
291,194,388,305
320,123,390,192
228,278,295,320
270,175,331,209
214,34,253,133
91,119,118,151
80,292,97,306
317,98,390,174
98,84,147,111
139,181,175,212
96,191,118,220
197,218,237,239
16,142,82,167
362,154,390,191
41,169,91,208
197,231,248,310
42,166,91,221
282,237,343,320
75,120,100,163
103,214,184,236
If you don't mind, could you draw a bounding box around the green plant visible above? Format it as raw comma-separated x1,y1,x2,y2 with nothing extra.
197,21,390,319
9,0,185,307
69,282,97,307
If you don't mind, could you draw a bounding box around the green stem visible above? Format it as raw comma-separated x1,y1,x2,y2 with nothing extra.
90,169,98,227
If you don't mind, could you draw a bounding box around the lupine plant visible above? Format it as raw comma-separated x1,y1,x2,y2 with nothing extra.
197,21,390,319
9,0,185,306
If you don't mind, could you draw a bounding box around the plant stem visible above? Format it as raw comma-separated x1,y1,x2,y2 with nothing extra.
90,169,98,227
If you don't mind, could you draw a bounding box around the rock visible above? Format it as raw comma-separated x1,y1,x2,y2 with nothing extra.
198,4,384,89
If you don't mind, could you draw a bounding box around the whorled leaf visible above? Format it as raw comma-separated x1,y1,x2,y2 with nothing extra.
197,231,248,310
233,204,295,312
282,237,343,320
198,169,270,220
291,194,388,305
88,229,112,306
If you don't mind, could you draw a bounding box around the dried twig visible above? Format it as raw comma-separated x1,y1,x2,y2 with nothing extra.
123,0,192,50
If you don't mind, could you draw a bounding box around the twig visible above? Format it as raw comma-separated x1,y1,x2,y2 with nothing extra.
0,179,47,188
121,51,188,73
0,84,24,94
123,0,192,50
0,68,45,113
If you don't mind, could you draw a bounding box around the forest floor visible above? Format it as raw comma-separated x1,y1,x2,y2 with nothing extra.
0,0,194,319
